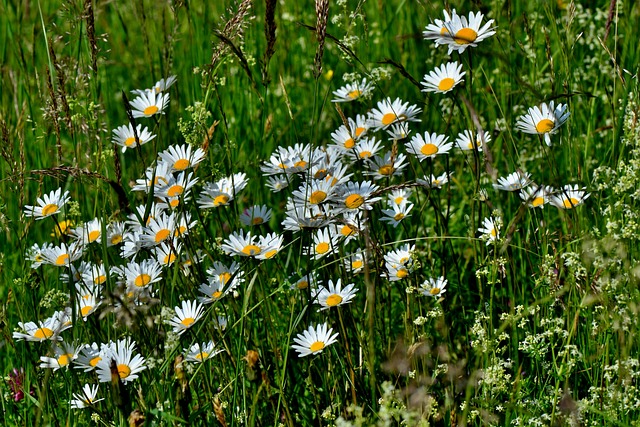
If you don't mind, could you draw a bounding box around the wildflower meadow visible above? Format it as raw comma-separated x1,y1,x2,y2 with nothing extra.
2,0,640,426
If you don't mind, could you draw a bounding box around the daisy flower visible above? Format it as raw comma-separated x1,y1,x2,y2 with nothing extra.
256,232,285,259
106,221,126,246
419,276,448,298
493,171,531,191
455,129,491,152
344,251,366,274
74,343,103,372
158,143,207,172
207,261,245,288
478,216,501,245
349,137,383,162
132,75,177,95
131,162,174,194
383,243,416,281
282,203,332,232
549,184,590,209
155,171,198,201
118,259,164,291
380,202,414,228
305,228,341,260
81,263,108,286
519,185,551,208
112,123,155,152
71,218,103,246
291,323,339,358
41,242,83,267
365,151,408,180
239,205,273,227
441,10,496,54
130,90,169,118
515,101,570,146
197,173,249,209
386,122,412,140
77,294,101,320
24,187,71,220
289,272,321,291
154,241,182,266
291,179,336,206
421,62,466,94
39,341,82,370
184,341,223,363
167,300,205,335
315,279,358,311
96,338,146,384
221,230,264,258
332,78,374,102
405,132,453,160
70,384,104,409
13,311,72,342
388,189,413,206
336,181,381,211
26,242,54,269
423,9,454,42
367,97,422,130
330,125,358,151
265,176,289,193
198,280,230,304
140,212,176,247
417,171,452,189
334,211,365,243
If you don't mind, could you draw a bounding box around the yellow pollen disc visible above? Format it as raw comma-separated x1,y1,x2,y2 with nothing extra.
532,197,544,207
111,235,123,245
124,137,136,147
345,194,364,209
89,356,102,367
41,204,59,216
438,78,455,92
535,119,555,133
174,159,190,170
440,27,449,35
117,364,131,379
394,213,405,221
394,196,404,204
396,269,409,278
155,228,171,243
314,169,327,179
352,260,363,269
381,113,397,126
316,242,330,254
251,216,264,225
220,272,232,284
341,224,357,236
170,199,180,208
420,144,439,156
294,160,308,168
347,89,361,99
309,341,325,352
135,274,152,288
379,165,395,175
35,254,43,262
344,138,355,149
212,291,223,299
164,253,177,264
563,197,580,208
297,280,309,290
359,150,372,159
213,195,230,207
167,185,184,197
467,139,482,149
94,275,107,285
55,253,70,266
264,249,277,259
399,257,409,264
58,354,71,366
310,190,327,204
195,352,209,361
355,127,365,137
326,294,343,306
81,305,93,317
242,244,261,256
429,287,441,295
490,228,497,237
181,317,196,327
143,105,159,116
278,162,288,170
454,27,478,44
88,230,100,243
34,327,54,339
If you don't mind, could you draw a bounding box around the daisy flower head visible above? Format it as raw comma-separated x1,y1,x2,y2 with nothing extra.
455,129,491,152
441,10,496,54
130,90,169,118
419,276,448,298
240,205,273,227
77,293,101,320
207,261,245,289
119,259,164,291
184,341,223,363
112,123,156,153
282,203,333,232
24,187,71,220
154,241,182,266
71,218,103,246
265,176,289,193
132,75,177,96
289,272,321,291
386,122,413,141
158,144,207,172
13,312,72,342
515,101,570,146
336,180,381,211
155,171,198,203
421,62,466,94
41,241,83,267
493,171,531,192
140,211,176,247
335,210,365,243
380,202,414,228
550,184,590,209
344,251,366,274
198,279,230,304
221,230,263,258
305,228,341,260
167,300,205,335
367,97,422,131
39,341,82,371
291,179,336,207
106,221,126,246
132,162,174,194
383,243,416,281
417,171,452,189
256,232,284,260
365,151,408,180
349,137,383,162
70,384,104,409
478,216,501,245
291,323,339,358
423,9,454,41
332,78,374,103
519,185,551,208
197,173,249,209
80,263,108,287
96,338,146,384
27,242,54,269
405,132,452,160
315,279,358,311
74,343,103,372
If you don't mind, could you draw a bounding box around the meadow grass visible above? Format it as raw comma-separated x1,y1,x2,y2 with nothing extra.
1,0,640,426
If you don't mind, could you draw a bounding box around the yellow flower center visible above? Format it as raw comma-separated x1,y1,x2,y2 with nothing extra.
174,159,190,170
420,143,439,156
355,127,366,137
359,150,372,159
264,249,278,259
396,269,409,279
467,140,482,150
438,77,455,92
124,136,137,147
344,138,355,149
394,213,405,221
163,253,177,265
41,204,59,216
345,194,364,209
135,274,152,288
213,195,230,207
181,317,196,327
429,287,441,296
58,354,72,366
81,305,94,317
242,244,261,256
341,224,357,237
532,197,544,207
309,341,325,352
563,197,580,208
89,356,102,367
381,113,397,126
294,160,308,169
454,27,478,45
326,294,343,306
34,327,54,339
117,364,131,379
251,216,264,225
155,229,171,243
310,190,327,204
490,228,497,237
220,272,232,284
167,185,184,197
111,234,123,245
535,119,555,133
394,196,404,204
88,230,100,243
379,164,395,176
94,275,107,285
55,253,69,266
296,280,309,290
143,105,159,116
212,291,223,299
195,352,209,361
347,89,361,99
352,260,363,269
170,199,180,208
315,242,330,254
